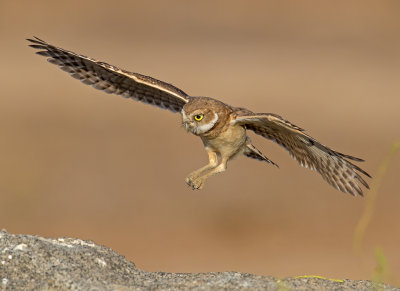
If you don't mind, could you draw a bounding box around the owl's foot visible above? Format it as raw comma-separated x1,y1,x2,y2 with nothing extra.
185,176,205,190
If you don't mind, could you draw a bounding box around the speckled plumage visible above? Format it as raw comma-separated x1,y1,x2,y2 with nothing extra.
28,37,370,196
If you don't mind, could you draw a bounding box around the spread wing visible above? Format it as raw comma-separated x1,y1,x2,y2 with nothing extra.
27,37,190,113
233,110,370,196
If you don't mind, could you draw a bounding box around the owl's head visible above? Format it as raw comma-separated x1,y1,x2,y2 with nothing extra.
181,97,230,136
181,108,219,135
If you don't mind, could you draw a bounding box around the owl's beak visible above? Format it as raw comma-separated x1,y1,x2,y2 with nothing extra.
184,122,190,132
183,120,195,133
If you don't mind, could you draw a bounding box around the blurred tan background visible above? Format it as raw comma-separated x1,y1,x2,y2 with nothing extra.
1,0,399,285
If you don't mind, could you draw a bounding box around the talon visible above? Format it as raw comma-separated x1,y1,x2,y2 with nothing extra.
191,178,204,190
185,176,205,190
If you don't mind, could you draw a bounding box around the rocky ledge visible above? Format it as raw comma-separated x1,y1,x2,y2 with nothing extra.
0,230,397,290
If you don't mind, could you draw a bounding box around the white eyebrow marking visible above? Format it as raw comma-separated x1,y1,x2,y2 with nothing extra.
195,112,219,134
181,109,188,120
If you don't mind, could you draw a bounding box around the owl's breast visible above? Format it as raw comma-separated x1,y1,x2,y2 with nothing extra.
201,123,247,157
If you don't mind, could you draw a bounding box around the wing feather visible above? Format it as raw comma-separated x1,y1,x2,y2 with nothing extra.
27,37,190,113
233,111,370,196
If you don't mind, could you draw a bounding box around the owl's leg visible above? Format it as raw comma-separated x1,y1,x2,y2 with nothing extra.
187,156,228,190
185,150,219,187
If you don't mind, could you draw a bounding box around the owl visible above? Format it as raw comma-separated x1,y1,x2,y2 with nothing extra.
28,37,370,196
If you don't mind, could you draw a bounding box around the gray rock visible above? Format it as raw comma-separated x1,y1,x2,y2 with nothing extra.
0,229,397,290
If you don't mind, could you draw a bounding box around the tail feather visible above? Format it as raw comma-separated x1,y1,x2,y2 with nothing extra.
244,141,278,168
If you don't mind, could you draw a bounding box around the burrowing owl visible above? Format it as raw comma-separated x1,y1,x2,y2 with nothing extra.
28,37,370,196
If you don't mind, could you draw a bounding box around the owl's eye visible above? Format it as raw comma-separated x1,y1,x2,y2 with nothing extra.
194,114,204,121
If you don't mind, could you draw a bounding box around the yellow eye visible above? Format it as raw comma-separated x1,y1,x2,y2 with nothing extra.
194,114,204,121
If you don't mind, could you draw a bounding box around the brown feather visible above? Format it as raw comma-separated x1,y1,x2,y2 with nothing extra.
233,111,370,196
27,37,189,113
